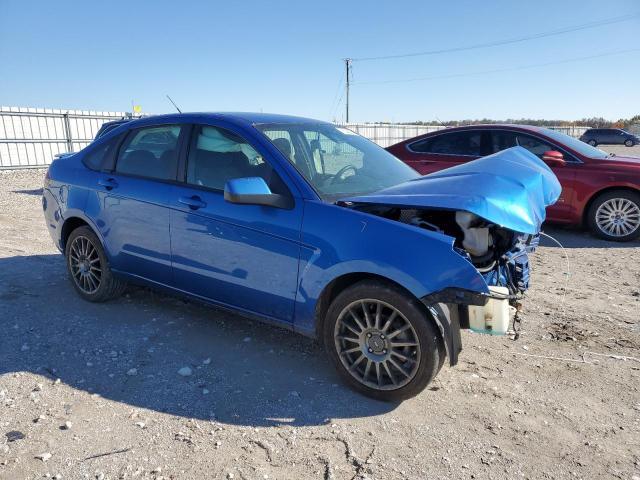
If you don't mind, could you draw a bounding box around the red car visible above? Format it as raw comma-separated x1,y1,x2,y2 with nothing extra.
387,125,640,241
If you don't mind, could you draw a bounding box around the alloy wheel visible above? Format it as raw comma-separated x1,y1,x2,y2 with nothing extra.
595,198,640,238
334,299,421,390
69,235,102,294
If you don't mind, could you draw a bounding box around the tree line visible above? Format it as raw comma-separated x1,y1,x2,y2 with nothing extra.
396,115,640,129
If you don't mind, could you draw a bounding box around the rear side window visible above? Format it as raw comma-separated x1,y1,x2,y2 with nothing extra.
186,125,289,195
116,125,183,180
490,131,517,153
82,135,122,171
410,131,483,156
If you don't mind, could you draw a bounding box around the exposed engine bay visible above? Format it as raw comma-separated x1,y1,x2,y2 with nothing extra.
351,204,539,298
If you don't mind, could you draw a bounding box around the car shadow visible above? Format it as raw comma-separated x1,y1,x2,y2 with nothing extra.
541,224,640,249
0,254,395,427
12,188,44,196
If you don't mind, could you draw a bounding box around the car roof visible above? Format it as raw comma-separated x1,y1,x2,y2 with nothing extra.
434,123,545,133
398,124,547,142
121,112,332,129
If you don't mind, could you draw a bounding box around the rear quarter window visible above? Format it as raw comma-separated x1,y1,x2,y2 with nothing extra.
82,135,123,171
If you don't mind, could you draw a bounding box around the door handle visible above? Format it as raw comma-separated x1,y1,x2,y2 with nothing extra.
178,195,207,210
98,178,118,190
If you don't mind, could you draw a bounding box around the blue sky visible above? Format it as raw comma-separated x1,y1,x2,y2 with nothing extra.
1,0,638,122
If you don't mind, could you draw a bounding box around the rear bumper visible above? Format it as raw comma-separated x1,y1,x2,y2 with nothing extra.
42,188,63,252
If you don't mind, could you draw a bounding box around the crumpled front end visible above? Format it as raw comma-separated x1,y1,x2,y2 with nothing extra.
340,146,561,347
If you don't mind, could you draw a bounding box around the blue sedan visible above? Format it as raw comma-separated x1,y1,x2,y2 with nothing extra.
42,113,560,400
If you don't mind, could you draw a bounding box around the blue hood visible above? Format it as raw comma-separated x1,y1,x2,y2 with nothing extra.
344,147,561,234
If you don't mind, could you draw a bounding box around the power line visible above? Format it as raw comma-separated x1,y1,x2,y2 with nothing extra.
328,72,345,120
352,12,640,62
352,48,640,85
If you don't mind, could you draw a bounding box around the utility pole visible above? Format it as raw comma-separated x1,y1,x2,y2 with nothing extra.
344,58,352,123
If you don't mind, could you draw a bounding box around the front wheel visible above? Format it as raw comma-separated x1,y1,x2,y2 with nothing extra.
587,190,640,241
65,226,126,301
588,139,597,147
323,280,443,401
625,139,634,147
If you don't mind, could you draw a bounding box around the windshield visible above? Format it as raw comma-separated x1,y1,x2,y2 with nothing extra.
256,123,419,200
538,127,609,159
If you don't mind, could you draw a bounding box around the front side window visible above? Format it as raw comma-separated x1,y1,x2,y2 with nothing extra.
257,123,419,201
489,130,554,158
186,125,288,194
515,134,553,157
116,125,182,180
411,131,483,156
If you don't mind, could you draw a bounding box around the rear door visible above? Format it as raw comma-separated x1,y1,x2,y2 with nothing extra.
603,129,619,144
404,130,490,174
169,123,303,322
91,124,188,284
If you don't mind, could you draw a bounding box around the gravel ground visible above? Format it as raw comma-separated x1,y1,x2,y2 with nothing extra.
1,154,639,479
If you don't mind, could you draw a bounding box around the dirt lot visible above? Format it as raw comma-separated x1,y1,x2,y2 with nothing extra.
1,148,639,480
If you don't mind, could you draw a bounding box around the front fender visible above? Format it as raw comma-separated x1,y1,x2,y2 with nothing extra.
294,201,489,335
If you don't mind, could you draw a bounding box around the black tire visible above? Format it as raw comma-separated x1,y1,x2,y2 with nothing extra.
323,280,443,401
587,190,640,242
625,139,634,147
64,226,126,302
588,139,597,147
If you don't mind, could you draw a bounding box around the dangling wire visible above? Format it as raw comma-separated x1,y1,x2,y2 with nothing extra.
538,231,571,316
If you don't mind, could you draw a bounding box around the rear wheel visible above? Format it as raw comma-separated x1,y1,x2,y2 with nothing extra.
625,139,634,147
323,280,442,401
65,226,126,302
588,139,597,147
587,190,640,241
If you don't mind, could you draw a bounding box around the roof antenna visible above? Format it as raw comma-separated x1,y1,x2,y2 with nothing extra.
435,116,448,127
166,94,182,113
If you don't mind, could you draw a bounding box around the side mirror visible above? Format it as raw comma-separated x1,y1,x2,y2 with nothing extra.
224,177,292,209
542,150,566,167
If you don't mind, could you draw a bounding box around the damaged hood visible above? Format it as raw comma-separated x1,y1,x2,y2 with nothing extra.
342,147,561,234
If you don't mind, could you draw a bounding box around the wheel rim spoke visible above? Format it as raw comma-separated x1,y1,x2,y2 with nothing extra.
361,301,373,328
382,361,396,385
349,308,366,332
334,299,421,391
380,311,397,333
389,358,410,378
374,302,382,329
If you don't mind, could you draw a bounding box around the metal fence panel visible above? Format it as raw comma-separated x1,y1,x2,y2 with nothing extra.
339,123,445,147
0,107,129,169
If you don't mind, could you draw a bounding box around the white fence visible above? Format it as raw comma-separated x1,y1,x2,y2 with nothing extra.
338,123,445,148
0,107,130,169
0,106,595,169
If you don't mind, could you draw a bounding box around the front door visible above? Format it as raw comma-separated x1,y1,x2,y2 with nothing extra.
490,130,577,222
169,123,303,322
